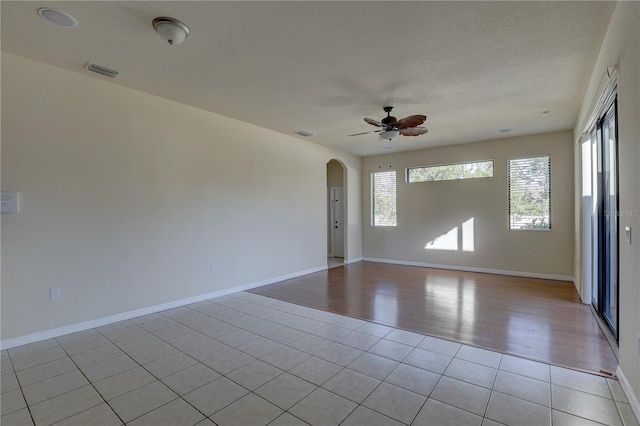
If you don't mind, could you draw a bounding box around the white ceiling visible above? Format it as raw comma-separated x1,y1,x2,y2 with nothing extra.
1,1,615,156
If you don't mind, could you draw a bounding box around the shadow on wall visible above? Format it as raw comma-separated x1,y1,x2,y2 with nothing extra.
425,218,475,252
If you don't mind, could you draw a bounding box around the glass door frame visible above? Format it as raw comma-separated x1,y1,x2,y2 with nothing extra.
591,93,619,340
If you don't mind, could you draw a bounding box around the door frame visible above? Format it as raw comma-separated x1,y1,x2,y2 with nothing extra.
330,186,345,258
595,96,619,336
581,88,618,341
326,159,347,261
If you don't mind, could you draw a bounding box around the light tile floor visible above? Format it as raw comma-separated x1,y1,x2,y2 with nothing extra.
1,292,638,426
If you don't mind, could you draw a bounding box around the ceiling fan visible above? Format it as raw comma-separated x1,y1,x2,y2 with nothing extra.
348,106,428,141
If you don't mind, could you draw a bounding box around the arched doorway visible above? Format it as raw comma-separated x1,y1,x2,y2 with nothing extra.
327,159,346,268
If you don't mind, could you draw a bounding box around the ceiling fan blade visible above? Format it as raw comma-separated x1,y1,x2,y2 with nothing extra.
396,115,427,129
348,130,383,136
364,117,384,127
400,127,428,136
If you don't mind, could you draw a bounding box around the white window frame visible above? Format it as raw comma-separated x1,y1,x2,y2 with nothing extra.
406,160,494,183
508,155,551,231
371,170,397,227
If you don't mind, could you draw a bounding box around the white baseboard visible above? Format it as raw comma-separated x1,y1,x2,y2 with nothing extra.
617,366,640,424
363,257,574,282
0,265,327,350
344,257,363,265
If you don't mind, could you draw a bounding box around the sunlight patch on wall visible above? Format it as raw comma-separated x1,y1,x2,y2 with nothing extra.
425,218,475,252
425,227,458,250
462,218,474,252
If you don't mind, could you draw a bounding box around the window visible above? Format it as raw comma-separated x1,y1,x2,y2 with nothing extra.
508,156,551,230
371,170,396,226
407,160,493,183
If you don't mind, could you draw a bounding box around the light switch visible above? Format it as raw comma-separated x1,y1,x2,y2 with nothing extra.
625,226,632,244
0,192,18,214
50,288,60,301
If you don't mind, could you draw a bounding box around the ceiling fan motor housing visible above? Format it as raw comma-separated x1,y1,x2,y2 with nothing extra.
382,106,396,126
382,116,397,125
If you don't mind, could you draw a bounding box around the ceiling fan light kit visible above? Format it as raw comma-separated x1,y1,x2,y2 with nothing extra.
152,17,190,45
380,130,400,141
348,106,428,142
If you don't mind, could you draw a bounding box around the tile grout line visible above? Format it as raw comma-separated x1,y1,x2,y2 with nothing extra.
111,315,258,425
41,323,207,425
56,328,133,426
3,354,38,426
5,293,628,426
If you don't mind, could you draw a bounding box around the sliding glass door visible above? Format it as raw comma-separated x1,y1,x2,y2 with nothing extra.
599,102,618,332
589,95,618,338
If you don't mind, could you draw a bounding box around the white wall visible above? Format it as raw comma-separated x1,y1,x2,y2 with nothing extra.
361,131,575,279
574,1,640,410
0,53,361,342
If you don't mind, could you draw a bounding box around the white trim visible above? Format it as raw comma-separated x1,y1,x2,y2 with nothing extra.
573,277,590,304
344,257,363,265
327,186,333,258
616,366,640,424
330,186,344,258
0,265,327,350
363,257,574,282
406,159,494,183
580,66,617,133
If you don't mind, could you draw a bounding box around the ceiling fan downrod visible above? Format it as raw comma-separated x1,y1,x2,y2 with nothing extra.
382,106,397,126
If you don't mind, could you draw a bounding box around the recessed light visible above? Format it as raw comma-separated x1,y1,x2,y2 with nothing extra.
499,128,511,133
38,8,78,28
542,111,549,117
294,131,314,137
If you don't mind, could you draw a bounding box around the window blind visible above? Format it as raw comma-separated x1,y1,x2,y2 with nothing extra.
372,171,397,226
508,156,551,230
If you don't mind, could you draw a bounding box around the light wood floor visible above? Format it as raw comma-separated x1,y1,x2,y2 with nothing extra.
249,261,618,375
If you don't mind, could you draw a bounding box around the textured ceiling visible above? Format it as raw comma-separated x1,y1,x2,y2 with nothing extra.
1,1,615,156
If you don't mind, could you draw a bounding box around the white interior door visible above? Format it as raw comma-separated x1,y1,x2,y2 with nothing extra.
331,187,344,258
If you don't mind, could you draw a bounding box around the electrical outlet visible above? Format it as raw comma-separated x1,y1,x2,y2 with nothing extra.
637,333,640,356
527,250,534,258
625,226,631,244
50,288,60,301
380,242,384,248
209,264,216,273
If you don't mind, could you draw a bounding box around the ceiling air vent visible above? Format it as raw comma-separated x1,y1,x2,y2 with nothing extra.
294,130,314,137
85,62,119,78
